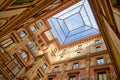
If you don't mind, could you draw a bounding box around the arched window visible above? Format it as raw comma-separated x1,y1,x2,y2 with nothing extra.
18,50,28,62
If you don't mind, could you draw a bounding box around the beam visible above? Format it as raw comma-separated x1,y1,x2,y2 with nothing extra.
0,0,15,11
0,0,55,38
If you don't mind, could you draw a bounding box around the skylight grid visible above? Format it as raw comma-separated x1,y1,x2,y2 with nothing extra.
65,28,99,44
47,0,99,45
64,13,84,31
53,0,84,18
58,6,81,19
84,0,98,29
68,26,89,37
50,18,66,42
80,7,92,26
48,18,65,43
57,19,69,36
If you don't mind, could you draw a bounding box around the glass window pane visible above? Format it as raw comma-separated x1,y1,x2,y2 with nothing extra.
73,63,79,69
98,74,103,80
38,22,43,27
42,63,47,71
96,46,102,52
30,26,36,31
97,58,104,65
19,31,26,38
103,73,107,80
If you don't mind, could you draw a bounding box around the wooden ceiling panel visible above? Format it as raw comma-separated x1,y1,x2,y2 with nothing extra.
0,0,14,11
0,0,55,37
0,8,27,18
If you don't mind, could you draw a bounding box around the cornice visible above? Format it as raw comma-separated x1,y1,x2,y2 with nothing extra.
51,50,108,65
47,33,102,50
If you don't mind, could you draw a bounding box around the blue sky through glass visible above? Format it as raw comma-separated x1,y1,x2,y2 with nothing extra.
64,13,84,31
47,0,99,45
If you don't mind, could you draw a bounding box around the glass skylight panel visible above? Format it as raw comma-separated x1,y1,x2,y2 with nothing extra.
51,19,66,42
48,19,58,38
80,7,92,26
57,19,69,36
47,0,99,45
65,28,98,43
84,0,98,29
68,26,89,36
58,6,81,19
53,0,84,18
64,13,84,31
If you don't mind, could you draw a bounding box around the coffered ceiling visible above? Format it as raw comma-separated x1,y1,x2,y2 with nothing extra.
0,0,70,38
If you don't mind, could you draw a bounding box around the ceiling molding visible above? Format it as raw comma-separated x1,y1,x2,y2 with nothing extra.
0,0,14,11
0,0,55,38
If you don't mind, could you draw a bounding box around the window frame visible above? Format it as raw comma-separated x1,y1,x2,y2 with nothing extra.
97,72,108,80
53,66,59,72
18,50,28,62
69,75,76,80
19,31,26,38
95,39,100,44
30,25,36,31
0,37,14,48
96,46,102,52
73,63,79,69
41,63,47,71
76,51,81,56
97,57,104,65
37,22,43,27
78,45,82,49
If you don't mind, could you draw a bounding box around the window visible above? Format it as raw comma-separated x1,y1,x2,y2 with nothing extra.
54,48,57,53
97,72,108,80
19,31,26,38
96,46,102,52
53,66,59,72
97,58,104,65
18,50,28,62
21,52,27,58
48,78,54,80
30,26,36,31
95,39,100,44
30,44,36,51
73,63,79,69
41,63,47,71
80,77,85,80
62,49,67,54
10,55,22,75
76,52,81,56
69,76,76,80
47,0,99,45
12,67,20,75
37,22,43,27
0,37,14,48
27,41,33,46
27,42,36,51
78,45,82,49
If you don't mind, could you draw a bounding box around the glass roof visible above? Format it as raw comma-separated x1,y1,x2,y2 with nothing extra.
47,0,99,45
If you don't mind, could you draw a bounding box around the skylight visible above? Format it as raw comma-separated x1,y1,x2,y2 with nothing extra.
47,0,99,45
